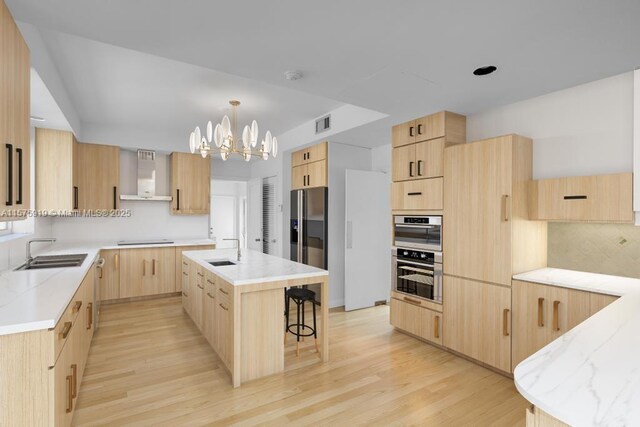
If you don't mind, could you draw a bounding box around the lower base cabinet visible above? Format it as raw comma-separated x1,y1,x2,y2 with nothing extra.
443,276,512,373
526,405,568,427
390,297,442,345
120,247,176,298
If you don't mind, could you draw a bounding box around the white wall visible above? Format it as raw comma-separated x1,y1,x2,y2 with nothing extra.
633,69,639,216
468,72,634,180
211,180,247,247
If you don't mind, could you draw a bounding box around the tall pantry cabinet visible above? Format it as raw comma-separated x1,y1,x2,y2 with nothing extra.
442,134,547,372
0,0,30,220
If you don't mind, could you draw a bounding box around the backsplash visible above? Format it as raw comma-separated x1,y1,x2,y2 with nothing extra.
548,222,640,278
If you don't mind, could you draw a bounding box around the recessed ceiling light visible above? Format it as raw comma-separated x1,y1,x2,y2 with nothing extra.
284,70,303,81
473,65,497,76
30,116,46,122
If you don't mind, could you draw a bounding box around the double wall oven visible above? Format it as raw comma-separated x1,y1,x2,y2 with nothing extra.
392,216,443,305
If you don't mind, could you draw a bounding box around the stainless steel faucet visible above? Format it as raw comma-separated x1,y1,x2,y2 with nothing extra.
26,238,57,264
223,238,241,261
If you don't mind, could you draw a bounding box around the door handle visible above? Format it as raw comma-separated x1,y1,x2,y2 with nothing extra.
73,186,79,210
537,298,545,327
87,303,93,329
114,253,119,270
502,195,510,222
417,124,423,135
97,266,103,279
66,375,73,413
152,259,157,275
113,186,117,209
5,144,13,206
409,161,414,177
71,364,78,398
503,309,510,336
16,147,23,205
553,300,560,331
409,126,414,137
434,315,440,338
176,189,180,210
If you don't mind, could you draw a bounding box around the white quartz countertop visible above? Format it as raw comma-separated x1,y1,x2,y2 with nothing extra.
513,268,640,426
183,248,328,286
0,239,215,336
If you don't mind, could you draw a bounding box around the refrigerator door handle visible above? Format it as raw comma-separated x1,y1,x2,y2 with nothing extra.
297,190,303,263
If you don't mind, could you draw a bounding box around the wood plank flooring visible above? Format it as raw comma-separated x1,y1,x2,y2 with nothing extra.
73,296,528,426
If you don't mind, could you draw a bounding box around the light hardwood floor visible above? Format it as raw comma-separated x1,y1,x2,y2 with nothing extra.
74,296,527,426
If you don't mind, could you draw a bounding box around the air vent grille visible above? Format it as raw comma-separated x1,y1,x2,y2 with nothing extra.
315,114,331,134
138,149,155,161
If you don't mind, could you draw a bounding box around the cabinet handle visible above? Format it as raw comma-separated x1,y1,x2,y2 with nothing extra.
114,253,120,270
182,271,188,276
66,375,73,413
553,300,560,331
417,124,423,135
197,284,204,290
176,189,180,210
73,186,79,210
502,195,510,222
407,192,422,196
59,321,72,339
403,296,422,306
16,147,23,205
307,151,311,160
206,279,214,285
71,364,78,398
97,266,103,279
206,292,215,299
182,291,188,297
409,161,414,177
152,259,157,275
503,308,510,336
434,315,440,338
219,288,229,295
87,303,93,329
537,298,545,327
219,303,229,311
417,160,423,176
409,126,414,137
183,261,188,266
564,195,587,200
113,186,117,209
5,144,12,206
72,300,83,313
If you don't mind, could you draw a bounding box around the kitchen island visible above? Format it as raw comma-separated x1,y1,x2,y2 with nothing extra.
182,248,329,387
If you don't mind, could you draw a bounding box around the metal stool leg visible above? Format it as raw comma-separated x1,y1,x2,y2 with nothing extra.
312,300,319,353
296,299,301,356
301,299,306,342
284,291,291,344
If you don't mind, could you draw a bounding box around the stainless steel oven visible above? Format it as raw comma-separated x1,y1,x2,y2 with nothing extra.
392,247,443,304
393,215,442,251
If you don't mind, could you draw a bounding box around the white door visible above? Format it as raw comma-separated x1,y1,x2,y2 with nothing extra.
210,195,236,248
247,178,263,251
345,170,391,311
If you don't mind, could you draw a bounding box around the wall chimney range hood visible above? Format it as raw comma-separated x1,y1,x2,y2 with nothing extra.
119,150,173,201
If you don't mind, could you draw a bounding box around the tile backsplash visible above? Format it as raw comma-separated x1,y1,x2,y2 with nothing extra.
548,222,640,278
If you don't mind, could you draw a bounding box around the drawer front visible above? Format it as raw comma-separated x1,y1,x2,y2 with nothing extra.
52,282,85,364
391,177,443,211
390,297,442,345
217,279,233,305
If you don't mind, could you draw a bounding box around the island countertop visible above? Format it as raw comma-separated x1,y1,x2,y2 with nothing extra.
513,268,640,426
182,248,328,286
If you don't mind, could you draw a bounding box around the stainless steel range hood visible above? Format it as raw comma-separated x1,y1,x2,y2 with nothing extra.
119,150,173,201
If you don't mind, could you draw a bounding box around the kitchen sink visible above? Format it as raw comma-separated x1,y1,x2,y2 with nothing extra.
209,260,236,267
15,254,88,271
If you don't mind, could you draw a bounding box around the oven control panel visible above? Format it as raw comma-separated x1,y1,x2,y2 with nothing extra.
395,248,441,264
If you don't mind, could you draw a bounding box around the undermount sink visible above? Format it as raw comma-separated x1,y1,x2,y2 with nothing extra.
15,254,88,271
209,260,236,267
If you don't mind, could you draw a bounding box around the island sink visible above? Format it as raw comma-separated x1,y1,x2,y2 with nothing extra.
209,260,236,267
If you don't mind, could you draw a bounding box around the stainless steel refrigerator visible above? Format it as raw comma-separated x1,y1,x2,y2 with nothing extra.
290,187,328,269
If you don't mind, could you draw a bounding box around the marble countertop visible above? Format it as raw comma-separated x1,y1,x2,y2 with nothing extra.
0,239,215,336
513,268,640,426
183,248,328,286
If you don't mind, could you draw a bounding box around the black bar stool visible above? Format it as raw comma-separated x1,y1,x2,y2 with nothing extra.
284,287,319,356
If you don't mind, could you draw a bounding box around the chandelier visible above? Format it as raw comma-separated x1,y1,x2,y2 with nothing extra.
189,100,278,161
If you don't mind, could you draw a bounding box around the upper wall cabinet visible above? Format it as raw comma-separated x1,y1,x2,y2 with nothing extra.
0,0,30,220
392,111,466,149
291,141,328,190
529,173,633,223
291,141,327,167
36,128,120,212
171,152,211,215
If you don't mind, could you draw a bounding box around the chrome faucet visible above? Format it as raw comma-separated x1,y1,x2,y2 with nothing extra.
26,238,57,265
223,238,241,261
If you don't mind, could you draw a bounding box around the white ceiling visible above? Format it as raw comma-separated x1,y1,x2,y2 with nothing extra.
30,69,72,132
8,0,640,149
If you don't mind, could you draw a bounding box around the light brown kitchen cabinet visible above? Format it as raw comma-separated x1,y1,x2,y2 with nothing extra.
392,137,447,182
512,279,618,369
171,152,211,215
291,160,327,190
175,245,214,292
390,297,442,345
391,177,443,211
0,0,30,221
182,257,193,315
98,249,120,301
203,271,217,348
529,173,633,223
75,143,120,210
444,134,547,286
443,276,512,373
291,141,327,167
392,111,466,148
192,265,205,329
119,247,176,298
216,279,234,369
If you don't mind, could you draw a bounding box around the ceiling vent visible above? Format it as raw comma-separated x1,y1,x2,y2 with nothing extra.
315,114,331,134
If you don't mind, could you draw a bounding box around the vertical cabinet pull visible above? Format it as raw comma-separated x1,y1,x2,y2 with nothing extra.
537,298,545,327
417,160,423,176
553,300,560,331
87,303,93,329
114,253,119,270
501,195,510,222
307,175,311,186
16,147,23,205
66,375,73,413
303,175,307,187
503,309,510,336
434,315,440,338
176,189,180,210
409,126,414,137
97,266,103,279
417,124,423,135
113,186,117,209
73,186,79,210
71,364,78,398
5,144,13,206
152,259,157,275
409,161,414,177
